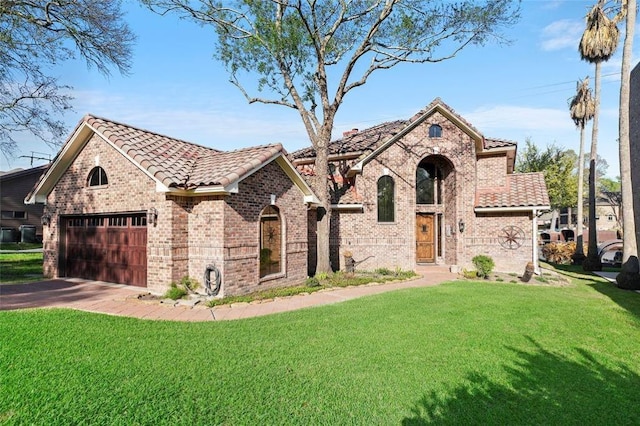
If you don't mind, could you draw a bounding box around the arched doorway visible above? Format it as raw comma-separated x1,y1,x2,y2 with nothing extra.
415,155,455,264
259,205,282,277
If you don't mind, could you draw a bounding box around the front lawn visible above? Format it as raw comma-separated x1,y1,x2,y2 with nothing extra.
1,269,639,424
0,252,43,284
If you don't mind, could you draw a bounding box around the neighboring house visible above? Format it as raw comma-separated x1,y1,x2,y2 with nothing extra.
292,98,550,274
26,115,319,296
540,191,621,236
0,165,48,242
594,193,622,233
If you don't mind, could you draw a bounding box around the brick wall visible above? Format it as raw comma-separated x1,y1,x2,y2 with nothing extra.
222,160,308,296
330,111,476,271
43,134,168,289
43,134,311,295
477,155,507,188
467,212,533,272
326,111,529,274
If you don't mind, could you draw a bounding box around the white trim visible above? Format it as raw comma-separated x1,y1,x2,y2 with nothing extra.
24,121,91,204
532,208,540,275
330,204,364,210
275,155,320,205
164,186,229,196
304,195,319,204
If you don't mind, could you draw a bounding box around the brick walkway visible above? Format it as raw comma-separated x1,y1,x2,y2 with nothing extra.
0,266,457,321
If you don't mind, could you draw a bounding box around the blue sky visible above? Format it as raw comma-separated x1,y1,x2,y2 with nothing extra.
3,0,638,178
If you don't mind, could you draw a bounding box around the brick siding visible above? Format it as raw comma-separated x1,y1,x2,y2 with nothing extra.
43,134,309,295
327,111,534,274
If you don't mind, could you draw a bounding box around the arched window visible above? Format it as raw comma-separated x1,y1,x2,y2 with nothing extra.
429,124,442,138
416,163,442,204
377,176,395,222
87,166,108,187
260,205,282,278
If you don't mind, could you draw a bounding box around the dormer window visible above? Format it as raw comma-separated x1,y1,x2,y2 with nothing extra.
429,124,442,138
87,166,108,187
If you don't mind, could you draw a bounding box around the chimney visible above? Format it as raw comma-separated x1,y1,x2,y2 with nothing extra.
342,128,359,138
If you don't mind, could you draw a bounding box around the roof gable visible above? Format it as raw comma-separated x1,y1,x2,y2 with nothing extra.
26,115,319,204
291,98,517,173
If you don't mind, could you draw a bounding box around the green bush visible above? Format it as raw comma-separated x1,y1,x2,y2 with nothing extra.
164,283,187,300
315,272,329,281
305,276,321,287
375,267,393,276
472,255,495,279
462,269,478,279
163,276,199,300
180,276,200,292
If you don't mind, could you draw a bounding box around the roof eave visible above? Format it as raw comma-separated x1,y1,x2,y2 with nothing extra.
275,155,321,205
25,118,93,204
474,205,551,213
347,102,484,175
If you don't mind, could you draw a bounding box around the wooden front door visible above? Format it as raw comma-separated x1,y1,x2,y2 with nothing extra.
416,214,435,263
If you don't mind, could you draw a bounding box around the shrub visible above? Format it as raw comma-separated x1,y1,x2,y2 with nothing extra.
542,241,576,264
164,283,187,300
180,276,200,292
472,255,495,279
305,276,321,287
164,276,199,300
462,269,477,279
375,267,393,276
315,272,329,281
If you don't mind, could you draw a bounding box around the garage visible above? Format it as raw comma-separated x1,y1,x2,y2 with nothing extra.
63,214,147,287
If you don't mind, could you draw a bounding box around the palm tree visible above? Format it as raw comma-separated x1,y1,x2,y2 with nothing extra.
615,0,640,289
578,0,624,271
569,77,595,265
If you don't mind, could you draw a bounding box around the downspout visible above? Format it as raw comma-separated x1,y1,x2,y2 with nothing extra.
532,209,540,275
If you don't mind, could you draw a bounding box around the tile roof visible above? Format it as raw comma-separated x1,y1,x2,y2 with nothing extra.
475,172,550,209
291,120,408,160
484,138,517,149
290,98,516,161
85,115,283,190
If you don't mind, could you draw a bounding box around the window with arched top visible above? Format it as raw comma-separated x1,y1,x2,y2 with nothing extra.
429,124,442,138
260,205,282,278
377,175,395,222
416,162,443,205
87,166,108,187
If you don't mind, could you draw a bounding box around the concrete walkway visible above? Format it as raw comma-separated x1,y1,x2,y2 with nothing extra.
593,271,618,283
0,266,457,321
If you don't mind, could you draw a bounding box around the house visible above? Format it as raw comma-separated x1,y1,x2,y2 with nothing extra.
292,98,550,274
26,115,319,296
0,165,48,242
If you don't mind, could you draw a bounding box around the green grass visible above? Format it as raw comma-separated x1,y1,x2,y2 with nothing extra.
0,252,43,284
2,268,640,424
0,242,43,251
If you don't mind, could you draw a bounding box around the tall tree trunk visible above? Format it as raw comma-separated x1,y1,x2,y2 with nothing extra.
584,61,603,271
616,0,640,288
573,125,586,264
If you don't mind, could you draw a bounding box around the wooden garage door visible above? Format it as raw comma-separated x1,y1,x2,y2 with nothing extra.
65,214,147,287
